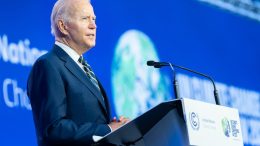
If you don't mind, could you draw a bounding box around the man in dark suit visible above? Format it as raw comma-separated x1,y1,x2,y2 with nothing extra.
27,0,128,145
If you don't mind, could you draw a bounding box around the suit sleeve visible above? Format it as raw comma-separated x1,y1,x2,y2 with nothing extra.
27,59,111,145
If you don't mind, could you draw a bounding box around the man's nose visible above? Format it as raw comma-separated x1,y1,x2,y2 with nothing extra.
89,21,97,29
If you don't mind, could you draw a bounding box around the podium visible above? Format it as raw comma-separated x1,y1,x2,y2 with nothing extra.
94,98,243,146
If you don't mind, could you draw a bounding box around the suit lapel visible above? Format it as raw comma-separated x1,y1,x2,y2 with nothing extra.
52,45,108,113
98,80,111,121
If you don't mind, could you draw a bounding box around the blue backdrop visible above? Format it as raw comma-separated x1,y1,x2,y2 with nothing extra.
0,0,259,145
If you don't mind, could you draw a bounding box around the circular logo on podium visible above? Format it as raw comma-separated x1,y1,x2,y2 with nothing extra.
189,112,200,130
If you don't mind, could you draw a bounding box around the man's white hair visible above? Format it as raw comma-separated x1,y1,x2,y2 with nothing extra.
50,0,90,37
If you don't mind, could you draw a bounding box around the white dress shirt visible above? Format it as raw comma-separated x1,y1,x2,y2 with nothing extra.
55,41,85,72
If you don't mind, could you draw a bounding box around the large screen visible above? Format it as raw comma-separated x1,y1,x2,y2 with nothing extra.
0,0,259,145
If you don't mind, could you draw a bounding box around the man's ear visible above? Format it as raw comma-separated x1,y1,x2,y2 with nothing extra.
57,20,69,35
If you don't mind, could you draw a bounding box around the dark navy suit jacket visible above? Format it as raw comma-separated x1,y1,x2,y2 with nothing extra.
27,45,111,146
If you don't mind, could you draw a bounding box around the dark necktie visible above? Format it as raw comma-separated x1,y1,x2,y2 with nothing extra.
78,56,100,90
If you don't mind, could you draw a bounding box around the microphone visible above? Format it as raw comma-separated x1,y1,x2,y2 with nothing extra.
147,60,220,105
147,60,181,100
147,60,168,68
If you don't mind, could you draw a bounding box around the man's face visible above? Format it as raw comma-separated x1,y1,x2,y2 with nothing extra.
65,1,96,53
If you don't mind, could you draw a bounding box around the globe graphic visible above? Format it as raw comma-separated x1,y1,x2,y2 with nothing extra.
111,29,172,119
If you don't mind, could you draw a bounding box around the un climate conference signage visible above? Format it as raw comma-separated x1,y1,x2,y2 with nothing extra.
182,98,243,146
177,74,260,145
198,0,260,21
0,34,47,110
0,35,46,66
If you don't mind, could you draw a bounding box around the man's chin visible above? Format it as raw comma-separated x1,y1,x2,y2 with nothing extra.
86,42,96,49
89,43,96,48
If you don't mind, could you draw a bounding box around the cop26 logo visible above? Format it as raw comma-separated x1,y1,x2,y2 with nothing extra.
221,118,231,137
189,112,200,130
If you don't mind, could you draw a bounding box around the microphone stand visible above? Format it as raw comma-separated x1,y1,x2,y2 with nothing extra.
171,64,220,105
168,63,180,99
148,61,220,105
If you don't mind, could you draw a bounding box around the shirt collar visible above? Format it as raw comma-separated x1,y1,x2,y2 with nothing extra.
55,41,81,63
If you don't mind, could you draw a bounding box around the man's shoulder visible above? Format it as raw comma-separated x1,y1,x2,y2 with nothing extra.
35,51,56,65
33,45,65,68
37,50,55,61
37,45,65,62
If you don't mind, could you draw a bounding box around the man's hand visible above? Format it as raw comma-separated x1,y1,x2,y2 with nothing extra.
108,116,130,132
